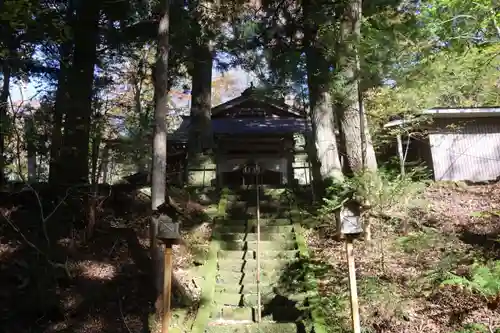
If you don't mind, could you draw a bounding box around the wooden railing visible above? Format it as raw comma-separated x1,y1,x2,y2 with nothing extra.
255,168,262,323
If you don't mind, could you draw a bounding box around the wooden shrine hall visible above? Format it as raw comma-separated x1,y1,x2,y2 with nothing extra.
169,88,313,187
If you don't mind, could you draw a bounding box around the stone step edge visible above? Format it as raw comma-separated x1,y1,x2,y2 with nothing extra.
214,284,274,294
217,258,294,265
205,322,298,331
213,233,296,241
213,292,310,306
217,250,299,259
209,305,300,322
217,261,295,273
218,242,298,251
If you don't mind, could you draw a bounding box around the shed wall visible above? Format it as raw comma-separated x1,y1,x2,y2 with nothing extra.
429,117,500,181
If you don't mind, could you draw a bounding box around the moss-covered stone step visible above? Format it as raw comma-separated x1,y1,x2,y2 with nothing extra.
215,270,281,285
227,201,282,209
215,218,292,227
209,305,300,324
217,250,255,260
213,225,294,234
209,306,260,323
217,258,293,272
214,283,274,295
243,206,287,214
219,240,297,251
205,322,297,333
214,292,308,307
217,250,299,260
213,232,295,242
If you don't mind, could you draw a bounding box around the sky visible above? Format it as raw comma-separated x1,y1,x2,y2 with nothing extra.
9,63,257,107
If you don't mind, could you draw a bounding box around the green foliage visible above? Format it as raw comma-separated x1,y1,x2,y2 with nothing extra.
470,210,500,218
397,229,441,253
320,168,428,220
366,44,500,133
217,188,230,217
314,294,350,333
440,261,500,299
418,0,500,48
451,323,498,333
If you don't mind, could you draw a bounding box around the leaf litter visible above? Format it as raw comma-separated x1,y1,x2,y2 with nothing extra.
307,182,500,333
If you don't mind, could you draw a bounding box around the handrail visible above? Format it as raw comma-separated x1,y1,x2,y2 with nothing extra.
255,173,261,323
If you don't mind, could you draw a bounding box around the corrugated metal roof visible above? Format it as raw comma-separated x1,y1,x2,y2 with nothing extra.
384,107,500,128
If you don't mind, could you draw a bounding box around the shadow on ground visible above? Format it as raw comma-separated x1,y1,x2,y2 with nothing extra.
0,181,213,333
459,228,500,260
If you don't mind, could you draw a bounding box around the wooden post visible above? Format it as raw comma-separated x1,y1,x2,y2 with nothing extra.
162,241,173,333
256,171,262,323
396,133,405,176
346,236,361,333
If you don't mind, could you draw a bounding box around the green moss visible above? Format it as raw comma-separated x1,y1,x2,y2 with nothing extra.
191,190,230,333
205,322,297,333
289,198,327,333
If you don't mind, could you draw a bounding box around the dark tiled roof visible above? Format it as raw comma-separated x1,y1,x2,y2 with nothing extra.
212,118,309,134
168,117,310,142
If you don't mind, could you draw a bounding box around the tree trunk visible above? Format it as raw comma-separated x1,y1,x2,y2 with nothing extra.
100,145,109,184
336,0,377,241
49,5,73,186
336,0,377,174
60,0,100,185
187,12,213,165
303,0,343,192
188,46,213,154
25,115,37,183
151,0,171,318
0,60,10,186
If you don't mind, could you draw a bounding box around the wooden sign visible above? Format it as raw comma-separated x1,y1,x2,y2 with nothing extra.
242,163,261,175
156,215,182,242
339,205,363,236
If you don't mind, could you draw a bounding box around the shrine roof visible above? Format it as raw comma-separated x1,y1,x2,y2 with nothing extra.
211,87,304,118
212,118,309,134
169,117,310,142
168,88,310,142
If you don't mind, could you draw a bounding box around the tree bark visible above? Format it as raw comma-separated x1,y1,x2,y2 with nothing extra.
0,59,10,186
336,0,377,174
100,145,110,184
303,0,343,191
187,3,213,169
49,42,72,185
25,115,37,183
189,42,213,155
151,0,171,317
60,0,100,185
336,0,377,241
49,4,73,186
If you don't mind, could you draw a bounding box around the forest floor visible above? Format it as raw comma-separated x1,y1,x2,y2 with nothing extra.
306,182,500,333
0,182,214,333
2,181,500,333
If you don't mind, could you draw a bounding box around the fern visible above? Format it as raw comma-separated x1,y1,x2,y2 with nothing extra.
440,261,500,299
452,323,489,333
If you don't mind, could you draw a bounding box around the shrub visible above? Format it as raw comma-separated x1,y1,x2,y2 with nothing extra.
320,167,428,236
452,323,497,333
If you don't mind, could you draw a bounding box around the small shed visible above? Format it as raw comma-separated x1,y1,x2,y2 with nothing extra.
385,107,500,182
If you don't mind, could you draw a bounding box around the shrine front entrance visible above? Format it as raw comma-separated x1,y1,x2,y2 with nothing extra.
215,135,292,188
220,166,283,187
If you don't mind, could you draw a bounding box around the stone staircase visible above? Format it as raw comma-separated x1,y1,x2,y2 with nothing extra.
205,188,303,333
